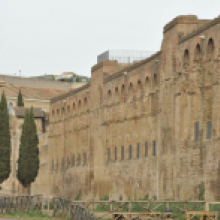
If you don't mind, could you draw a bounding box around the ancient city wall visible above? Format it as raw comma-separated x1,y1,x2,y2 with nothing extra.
47,15,220,201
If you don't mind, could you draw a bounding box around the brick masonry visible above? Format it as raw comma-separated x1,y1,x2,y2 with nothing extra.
48,15,220,201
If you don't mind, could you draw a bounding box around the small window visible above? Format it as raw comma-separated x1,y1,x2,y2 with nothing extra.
52,159,54,170
121,146,124,160
194,121,199,140
72,155,75,166
115,147,117,160
129,145,132,159
207,121,212,139
137,143,140,158
78,154,81,166
145,142,148,157
153,141,156,156
107,148,111,162
83,153,87,165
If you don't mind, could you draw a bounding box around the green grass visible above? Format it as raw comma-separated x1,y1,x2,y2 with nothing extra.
0,208,53,219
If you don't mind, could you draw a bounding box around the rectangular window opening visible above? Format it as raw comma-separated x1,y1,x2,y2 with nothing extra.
194,121,199,140
121,146,124,160
129,145,132,159
145,142,148,157
107,148,111,162
153,141,156,156
78,154,81,166
72,155,75,166
206,121,212,139
115,147,117,160
137,143,140,158
83,153,87,165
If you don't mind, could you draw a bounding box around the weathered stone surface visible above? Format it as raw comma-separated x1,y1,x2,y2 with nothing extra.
48,15,220,201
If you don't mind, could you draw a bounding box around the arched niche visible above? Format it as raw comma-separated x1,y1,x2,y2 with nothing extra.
136,80,142,99
72,103,76,116
128,83,134,102
194,44,202,61
207,38,215,58
107,90,112,105
84,97,88,111
121,84,125,102
78,100,82,114
67,105,70,117
145,76,150,94
115,87,119,103
57,109,60,121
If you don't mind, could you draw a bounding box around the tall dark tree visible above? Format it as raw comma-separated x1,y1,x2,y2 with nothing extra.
17,107,39,187
0,92,11,183
17,89,24,107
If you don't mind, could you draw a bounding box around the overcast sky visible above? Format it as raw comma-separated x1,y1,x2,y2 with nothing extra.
0,0,219,77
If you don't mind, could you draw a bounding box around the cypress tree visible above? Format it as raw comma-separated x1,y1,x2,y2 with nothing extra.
17,107,39,187
17,89,24,107
0,92,11,184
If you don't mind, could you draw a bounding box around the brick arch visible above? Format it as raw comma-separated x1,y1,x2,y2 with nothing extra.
84,97,88,111
115,87,119,103
52,109,55,121
57,109,60,121
207,38,215,59
121,84,125,102
194,43,202,61
145,76,150,94
61,107,65,119
153,73,158,88
72,102,76,116
183,49,190,64
107,90,112,105
136,80,143,99
78,100,82,114
205,30,220,59
128,82,134,102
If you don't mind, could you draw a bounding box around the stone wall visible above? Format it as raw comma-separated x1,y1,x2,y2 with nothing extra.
48,15,220,201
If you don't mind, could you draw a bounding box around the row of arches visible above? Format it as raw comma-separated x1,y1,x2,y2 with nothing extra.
183,38,215,65
52,97,88,121
106,75,158,105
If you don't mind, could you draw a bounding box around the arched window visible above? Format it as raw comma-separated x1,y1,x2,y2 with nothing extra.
8,102,13,115
84,97,88,111
195,44,202,60
145,77,150,94
153,73,158,88
183,49,190,65
121,84,125,102
128,83,134,102
67,105,70,117
115,87,119,103
62,108,65,119
73,103,76,116
207,38,214,58
52,110,55,121
136,80,142,99
57,109,60,121
108,90,112,105
78,100,82,114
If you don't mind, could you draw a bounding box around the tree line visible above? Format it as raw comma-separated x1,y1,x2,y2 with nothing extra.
0,89,39,190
